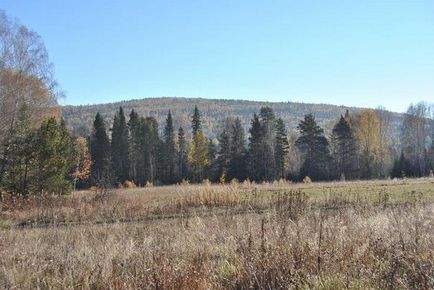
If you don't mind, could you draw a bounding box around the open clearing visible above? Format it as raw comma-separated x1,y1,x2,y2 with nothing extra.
1,179,434,289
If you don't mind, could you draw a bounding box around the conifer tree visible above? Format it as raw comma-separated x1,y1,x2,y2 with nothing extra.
111,107,129,184
141,116,161,184
274,118,289,179
330,115,357,180
177,127,189,181
192,106,201,137
0,103,35,195
188,106,209,182
259,107,278,181
90,112,111,186
161,110,177,184
128,109,142,185
247,107,278,181
227,118,247,181
248,114,263,182
216,121,232,179
33,117,71,194
391,152,411,178
295,114,330,181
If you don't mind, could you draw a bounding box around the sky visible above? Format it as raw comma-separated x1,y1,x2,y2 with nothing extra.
2,0,434,112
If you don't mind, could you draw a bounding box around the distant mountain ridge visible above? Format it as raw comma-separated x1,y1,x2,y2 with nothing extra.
62,97,404,138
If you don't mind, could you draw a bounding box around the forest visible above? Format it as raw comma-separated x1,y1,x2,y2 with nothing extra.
81,102,434,188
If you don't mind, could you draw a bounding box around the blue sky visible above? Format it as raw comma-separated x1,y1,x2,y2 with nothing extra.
2,0,434,112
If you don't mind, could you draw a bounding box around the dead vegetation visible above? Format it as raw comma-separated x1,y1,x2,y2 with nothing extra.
1,179,434,289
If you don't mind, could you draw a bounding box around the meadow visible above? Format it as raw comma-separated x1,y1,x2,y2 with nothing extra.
1,178,434,289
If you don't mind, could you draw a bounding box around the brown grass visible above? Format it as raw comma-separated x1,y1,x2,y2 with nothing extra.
1,178,434,289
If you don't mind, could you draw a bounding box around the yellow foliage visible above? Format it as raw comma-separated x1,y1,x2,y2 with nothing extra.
124,180,136,188
303,176,312,183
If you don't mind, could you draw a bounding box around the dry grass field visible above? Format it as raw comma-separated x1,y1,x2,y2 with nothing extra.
1,178,434,289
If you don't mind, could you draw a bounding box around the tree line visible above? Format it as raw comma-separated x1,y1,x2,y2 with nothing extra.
1,101,434,196
82,103,434,189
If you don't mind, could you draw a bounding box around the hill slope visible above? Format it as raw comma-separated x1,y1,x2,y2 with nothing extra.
62,97,403,138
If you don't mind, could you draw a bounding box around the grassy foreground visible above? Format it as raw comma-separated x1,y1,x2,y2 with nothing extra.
1,179,434,289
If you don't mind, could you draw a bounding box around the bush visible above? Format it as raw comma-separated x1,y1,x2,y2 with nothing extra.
123,180,136,188
303,176,312,183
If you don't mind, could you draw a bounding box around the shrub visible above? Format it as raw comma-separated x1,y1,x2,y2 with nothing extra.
123,180,136,188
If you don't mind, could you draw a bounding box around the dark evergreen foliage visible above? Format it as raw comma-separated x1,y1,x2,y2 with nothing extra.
295,114,331,181
275,118,289,179
90,112,111,186
111,107,130,184
177,127,189,181
330,115,358,180
160,111,177,184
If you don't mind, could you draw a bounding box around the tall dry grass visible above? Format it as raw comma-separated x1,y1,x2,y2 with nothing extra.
1,179,434,289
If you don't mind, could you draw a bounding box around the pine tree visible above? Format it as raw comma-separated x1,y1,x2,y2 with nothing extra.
227,118,247,181
141,117,161,184
161,110,177,184
216,121,232,179
247,107,278,182
90,112,111,186
330,116,357,180
295,114,331,181
274,118,289,179
111,107,129,184
248,114,264,182
177,127,189,181
259,107,277,181
33,117,71,194
391,152,411,178
0,103,35,195
128,109,142,185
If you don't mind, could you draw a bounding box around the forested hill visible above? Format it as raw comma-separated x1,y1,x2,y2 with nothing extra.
62,97,403,138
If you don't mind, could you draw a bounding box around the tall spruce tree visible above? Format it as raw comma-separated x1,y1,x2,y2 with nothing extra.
274,118,289,179
111,107,129,184
216,120,232,179
90,112,111,186
189,106,208,182
227,118,247,181
128,109,142,185
192,106,201,137
248,113,263,182
330,116,357,180
177,127,189,181
259,107,278,181
141,116,161,184
247,107,278,181
161,110,177,184
295,114,331,181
